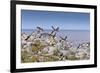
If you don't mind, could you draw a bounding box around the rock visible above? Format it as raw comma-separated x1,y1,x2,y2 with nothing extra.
75,43,90,60
21,26,90,63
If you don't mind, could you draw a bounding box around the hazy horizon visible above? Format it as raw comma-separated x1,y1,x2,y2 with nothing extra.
21,10,90,30
22,29,90,31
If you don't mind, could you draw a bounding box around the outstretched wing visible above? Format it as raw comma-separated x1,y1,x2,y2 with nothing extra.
37,27,44,31
52,26,59,31
60,36,64,40
52,33,56,38
64,36,67,40
25,31,34,40
60,36,67,41
52,26,55,30
56,27,59,31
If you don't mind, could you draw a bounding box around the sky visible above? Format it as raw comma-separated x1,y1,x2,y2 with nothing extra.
21,10,90,30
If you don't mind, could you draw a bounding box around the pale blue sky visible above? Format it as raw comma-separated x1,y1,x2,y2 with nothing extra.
21,10,90,30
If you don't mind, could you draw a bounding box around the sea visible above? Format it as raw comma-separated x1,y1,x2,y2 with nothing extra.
22,29,90,47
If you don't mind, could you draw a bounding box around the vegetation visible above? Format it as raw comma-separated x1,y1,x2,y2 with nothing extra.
21,26,90,63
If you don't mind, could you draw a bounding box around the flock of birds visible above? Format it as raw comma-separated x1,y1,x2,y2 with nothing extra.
21,26,90,63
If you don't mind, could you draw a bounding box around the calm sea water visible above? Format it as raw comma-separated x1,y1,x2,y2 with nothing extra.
22,29,90,47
